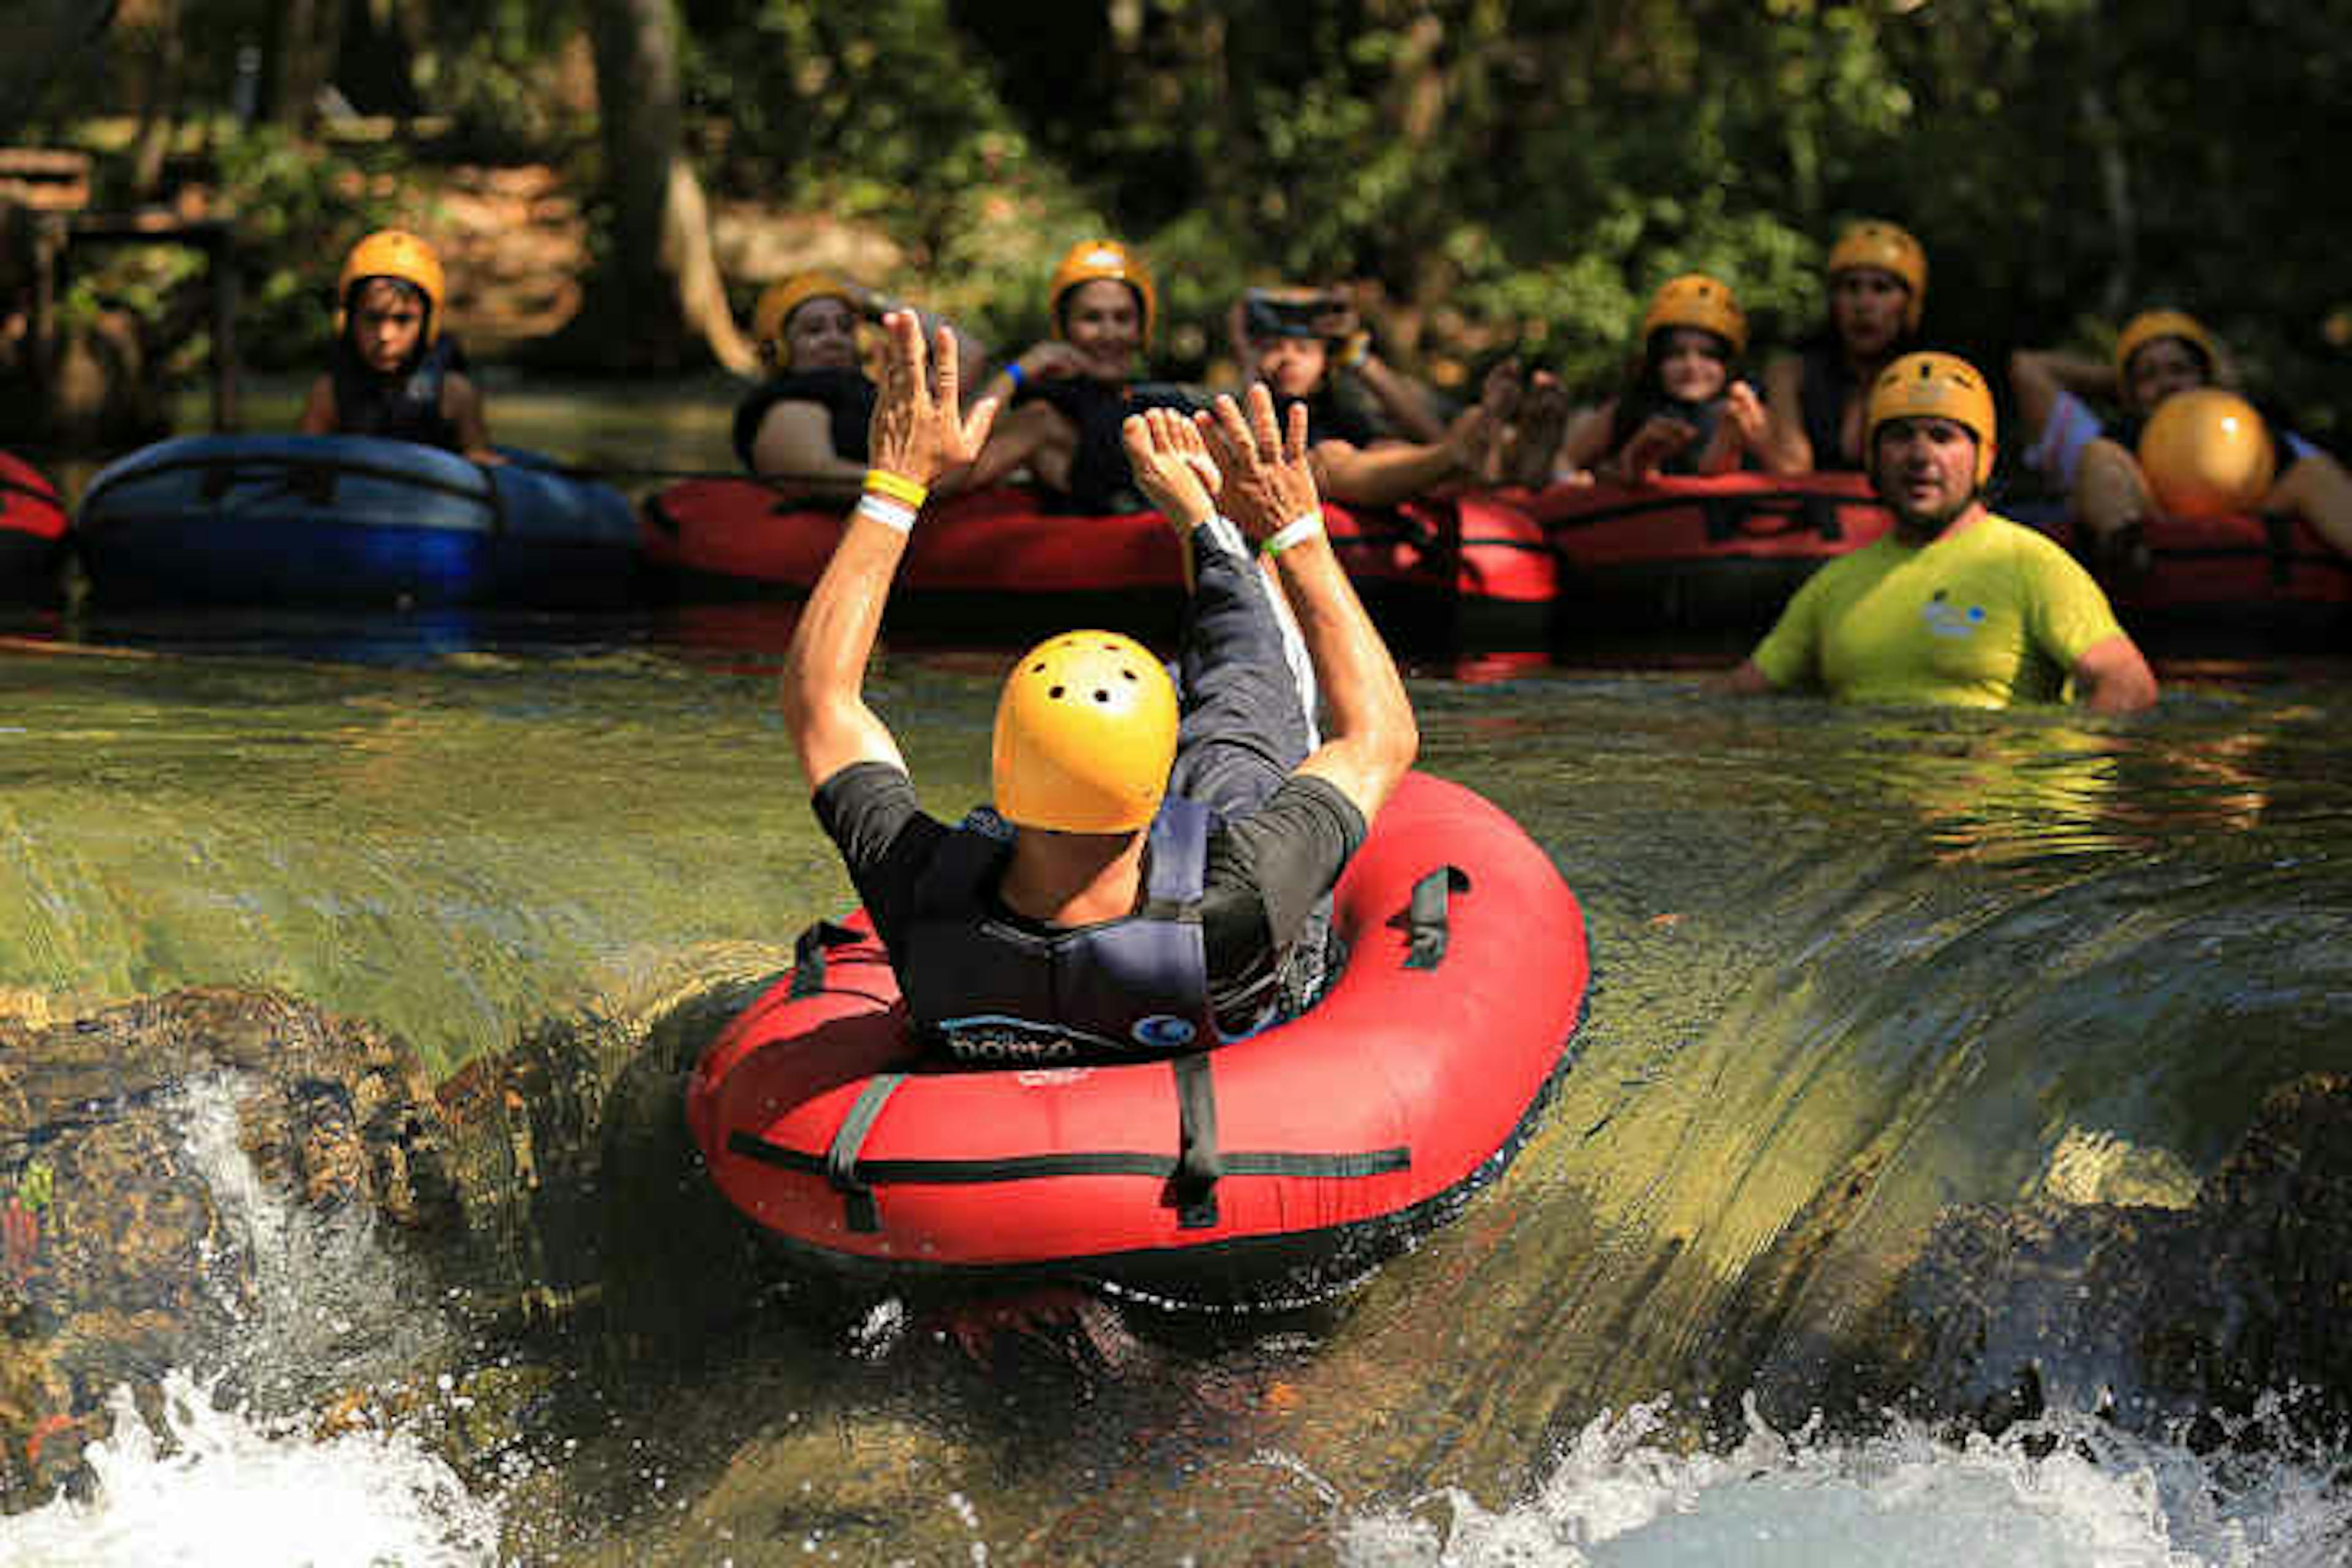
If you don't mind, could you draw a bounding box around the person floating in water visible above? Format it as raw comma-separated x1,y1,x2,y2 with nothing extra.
1762,219,1930,475
1551,273,1785,484
1725,351,2158,712
960,238,1184,514
780,309,1416,1061
1231,284,1494,507
733,270,989,500
299,229,499,464
2010,307,2352,578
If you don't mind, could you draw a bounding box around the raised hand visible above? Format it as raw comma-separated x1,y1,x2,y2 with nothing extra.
869,310,998,489
1121,406,1222,532
1197,383,1320,546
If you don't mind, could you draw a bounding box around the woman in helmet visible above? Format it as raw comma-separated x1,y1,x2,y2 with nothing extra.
959,238,1177,514
1232,284,1500,507
1725,351,2156,712
1761,219,1929,473
782,311,1417,1060
1551,273,1784,484
299,229,497,463
734,272,989,499
2009,307,2352,572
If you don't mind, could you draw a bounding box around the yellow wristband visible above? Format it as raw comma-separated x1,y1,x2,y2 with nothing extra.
864,469,929,508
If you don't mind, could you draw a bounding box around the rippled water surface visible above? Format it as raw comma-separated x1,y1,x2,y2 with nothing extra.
6,379,2351,1560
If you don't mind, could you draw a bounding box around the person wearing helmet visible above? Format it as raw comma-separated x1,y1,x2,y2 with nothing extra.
960,238,1187,514
1231,284,1499,507
1725,352,2157,712
1761,220,1929,473
1552,273,1787,484
782,311,1417,1060
298,228,497,463
2010,308,2352,574
733,271,989,499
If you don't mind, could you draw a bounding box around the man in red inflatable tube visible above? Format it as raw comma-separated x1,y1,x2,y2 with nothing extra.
780,310,1419,1063
1724,350,2158,713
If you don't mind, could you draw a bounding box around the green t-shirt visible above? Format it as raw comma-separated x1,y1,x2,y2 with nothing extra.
1749,513,2127,708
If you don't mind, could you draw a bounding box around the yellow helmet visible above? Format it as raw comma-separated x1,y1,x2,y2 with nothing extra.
338,228,447,345
1827,219,1928,331
2114,308,2220,384
1049,238,1157,348
2137,387,2275,519
753,271,859,367
1640,273,1748,358
1866,351,1997,483
992,630,1179,833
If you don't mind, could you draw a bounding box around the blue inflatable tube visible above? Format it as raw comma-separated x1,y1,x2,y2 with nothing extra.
75,434,641,609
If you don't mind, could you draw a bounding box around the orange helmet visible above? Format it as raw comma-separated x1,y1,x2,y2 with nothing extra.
1640,273,1748,358
2137,387,2275,519
753,272,859,367
992,630,1178,833
1049,239,1157,348
338,229,447,345
1827,220,1928,332
2114,308,2220,384
1866,351,1997,484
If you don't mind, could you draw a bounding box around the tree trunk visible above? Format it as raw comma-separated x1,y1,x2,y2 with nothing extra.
128,0,184,201
273,0,342,133
575,0,753,374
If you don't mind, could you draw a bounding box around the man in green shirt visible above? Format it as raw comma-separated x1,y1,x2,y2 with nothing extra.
1725,351,2158,712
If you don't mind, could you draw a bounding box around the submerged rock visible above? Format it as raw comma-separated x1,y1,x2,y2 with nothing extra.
0,966,794,1516
1865,1072,2352,1441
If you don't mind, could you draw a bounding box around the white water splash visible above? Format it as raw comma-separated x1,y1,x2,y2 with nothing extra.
0,1074,503,1566
0,1372,502,1567
1332,1398,2351,1567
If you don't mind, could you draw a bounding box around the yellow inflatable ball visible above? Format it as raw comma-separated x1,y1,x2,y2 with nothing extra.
2137,388,2277,519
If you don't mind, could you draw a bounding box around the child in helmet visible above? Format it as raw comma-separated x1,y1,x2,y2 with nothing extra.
1762,220,1928,473
299,229,497,463
1553,273,1781,484
2010,308,2352,573
734,273,989,499
1232,284,1498,507
961,239,1179,514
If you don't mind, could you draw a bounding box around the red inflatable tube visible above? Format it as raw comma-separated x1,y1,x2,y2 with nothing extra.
0,451,68,601
685,771,1589,1308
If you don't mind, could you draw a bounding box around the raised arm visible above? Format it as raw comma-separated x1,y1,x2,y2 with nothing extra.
1760,353,1817,474
1199,385,1417,823
778,312,998,789
2010,347,2116,450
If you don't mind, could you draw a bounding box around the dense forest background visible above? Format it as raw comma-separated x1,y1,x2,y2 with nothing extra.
7,0,2346,445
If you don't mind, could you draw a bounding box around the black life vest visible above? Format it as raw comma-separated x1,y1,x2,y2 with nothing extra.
328,335,465,451
1024,377,1148,514
732,368,876,473
899,797,1223,1064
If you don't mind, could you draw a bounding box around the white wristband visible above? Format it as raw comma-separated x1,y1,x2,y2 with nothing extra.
854,492,918,533
1259,510,1325,557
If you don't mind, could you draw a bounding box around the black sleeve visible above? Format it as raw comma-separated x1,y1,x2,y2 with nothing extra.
1199,774,1368,987
809,761,949,954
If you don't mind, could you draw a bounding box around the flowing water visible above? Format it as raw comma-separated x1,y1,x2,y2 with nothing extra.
4,385,2350,1563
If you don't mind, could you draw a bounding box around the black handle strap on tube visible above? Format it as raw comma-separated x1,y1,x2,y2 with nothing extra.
1404,865,1471,971
788,919,867,999
825,1073,907,1233
1170,1052,1224,1229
